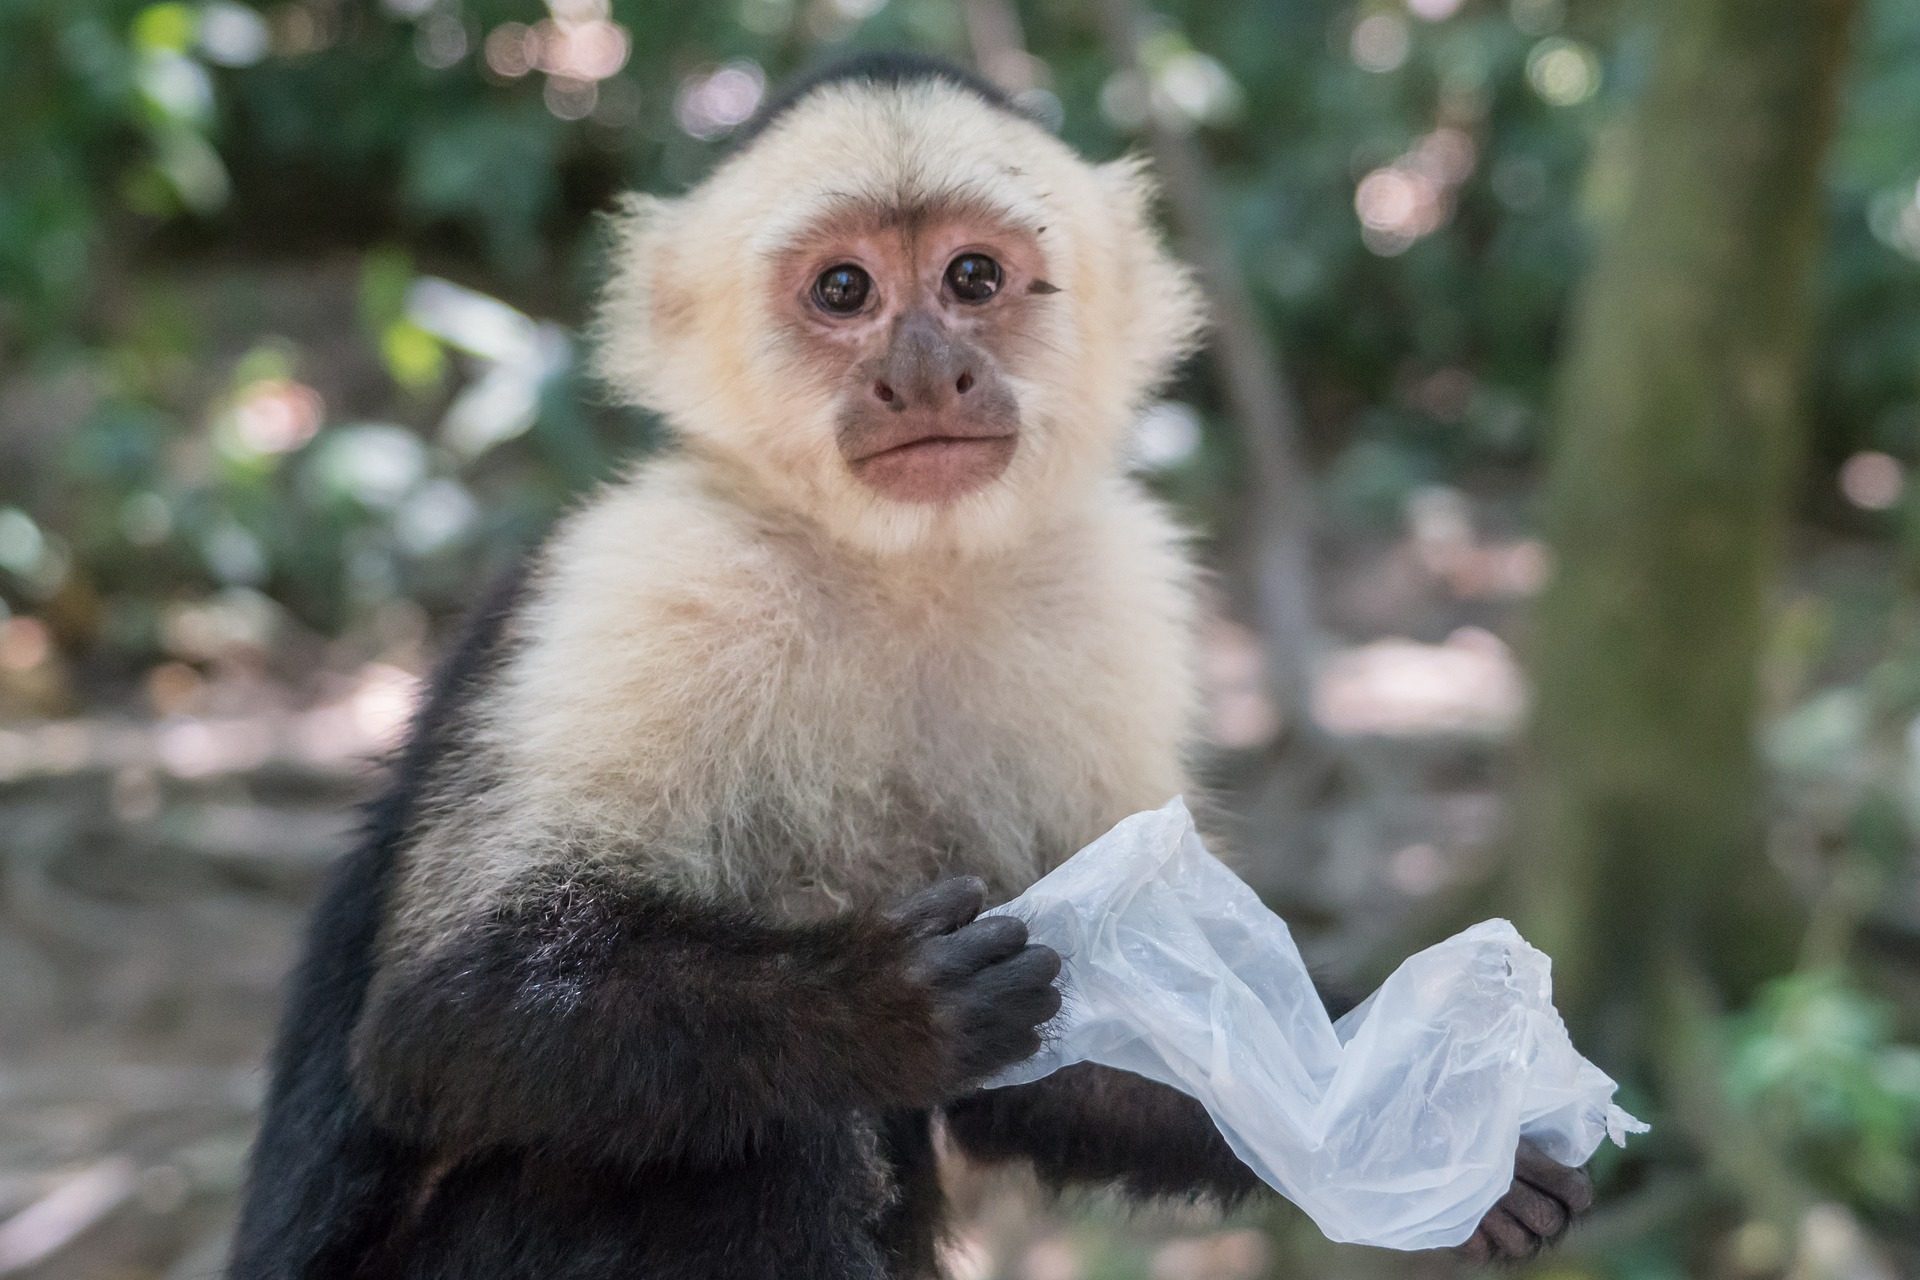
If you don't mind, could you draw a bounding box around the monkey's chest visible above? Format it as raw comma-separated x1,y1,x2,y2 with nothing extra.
705,681,1177,919
712,763,1051,919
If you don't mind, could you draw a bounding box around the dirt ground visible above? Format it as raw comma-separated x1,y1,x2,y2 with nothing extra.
0,729,359,1279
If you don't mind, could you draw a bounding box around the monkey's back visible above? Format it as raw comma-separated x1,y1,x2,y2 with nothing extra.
229,570,528,1277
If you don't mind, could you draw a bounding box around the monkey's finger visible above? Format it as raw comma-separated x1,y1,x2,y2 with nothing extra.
967,948,1062,1023
1514,1142,1594,1215
914,916,1028,983
946,944,1060,1037
1474,1207,1539,1261
966,943,1062,1012
887,876,987,938
998,942,1063,990
1452,1229,1493,1266
947,952,1060,1079
1498,1179,1568,1240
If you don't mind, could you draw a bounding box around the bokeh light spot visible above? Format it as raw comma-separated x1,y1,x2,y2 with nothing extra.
1526,38,1600,106
1130,401,1203,472
1350,14,1411,74
674,61,767,140
0,618,51,673
198,1,270,66
1839,451,1904,511
484,23,533,77
544,75,598,120
1351,13,1413,74
228,379,325,456
414,15,468,69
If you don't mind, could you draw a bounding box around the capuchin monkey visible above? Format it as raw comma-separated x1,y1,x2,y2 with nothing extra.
230,53,1592,1280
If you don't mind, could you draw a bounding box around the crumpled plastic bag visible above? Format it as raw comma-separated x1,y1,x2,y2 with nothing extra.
982,798,1647,1252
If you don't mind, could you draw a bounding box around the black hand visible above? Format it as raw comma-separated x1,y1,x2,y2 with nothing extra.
1454,1140,1594,1264
888,878,1063,1087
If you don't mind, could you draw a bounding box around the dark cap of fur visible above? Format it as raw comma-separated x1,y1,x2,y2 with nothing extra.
732,51,1032,149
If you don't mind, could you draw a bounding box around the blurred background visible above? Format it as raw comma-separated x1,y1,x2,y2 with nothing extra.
2,0,1918,1276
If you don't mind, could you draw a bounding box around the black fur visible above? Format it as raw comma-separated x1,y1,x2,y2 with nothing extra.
947,1065,1262,1204
374,1125,902,1278
346,872,1057,1171
230,565,529,1278
733,51,1033,148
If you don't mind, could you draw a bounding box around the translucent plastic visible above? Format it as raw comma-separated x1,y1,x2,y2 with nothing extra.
983,798,1647,1252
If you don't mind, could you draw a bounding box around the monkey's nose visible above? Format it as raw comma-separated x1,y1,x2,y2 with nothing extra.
871,371,976,412
872,312,982,412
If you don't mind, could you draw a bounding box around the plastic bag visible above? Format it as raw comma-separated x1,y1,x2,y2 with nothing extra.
982,798,1647,1252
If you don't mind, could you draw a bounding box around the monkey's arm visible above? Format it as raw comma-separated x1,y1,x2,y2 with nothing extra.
944,1063,1261,1202
944,944,1360,1202
943,975,1360,1201
350,872,1057,1168
947,1055,1595,1260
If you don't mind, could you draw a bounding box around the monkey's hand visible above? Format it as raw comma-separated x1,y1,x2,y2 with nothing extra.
887,877,1062,1092
1453,1140,1593,1264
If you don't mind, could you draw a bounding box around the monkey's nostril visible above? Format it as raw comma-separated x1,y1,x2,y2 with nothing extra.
873,381,895,404
955,372,974,395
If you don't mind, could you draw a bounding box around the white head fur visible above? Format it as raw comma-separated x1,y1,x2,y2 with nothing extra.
593,69,1205,558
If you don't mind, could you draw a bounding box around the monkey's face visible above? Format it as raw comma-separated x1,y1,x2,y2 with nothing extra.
596,78,1204,556
776,207,1050,507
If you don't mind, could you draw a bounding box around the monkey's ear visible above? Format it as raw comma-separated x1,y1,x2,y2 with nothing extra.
592,194,694,412
1093,156,1209,398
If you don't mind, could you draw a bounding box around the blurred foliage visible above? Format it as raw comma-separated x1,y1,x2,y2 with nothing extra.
3,0,1917,686
1,0,1919,1275
1728,970,1920,1213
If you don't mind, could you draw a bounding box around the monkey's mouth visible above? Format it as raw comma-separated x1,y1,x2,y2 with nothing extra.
847,430,1018,504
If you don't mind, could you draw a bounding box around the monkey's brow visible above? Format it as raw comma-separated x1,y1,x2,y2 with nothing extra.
763,189,1044,255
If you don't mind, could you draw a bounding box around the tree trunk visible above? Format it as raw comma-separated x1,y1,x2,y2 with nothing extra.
1515,0,1859,1034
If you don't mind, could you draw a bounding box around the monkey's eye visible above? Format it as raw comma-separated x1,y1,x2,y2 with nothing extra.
944,253,1002,303
812,264,872,315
